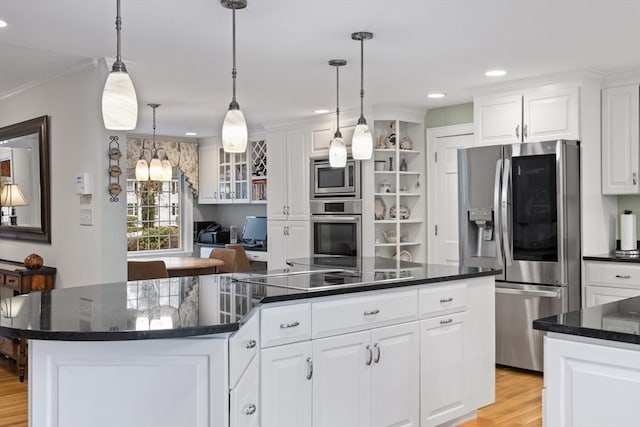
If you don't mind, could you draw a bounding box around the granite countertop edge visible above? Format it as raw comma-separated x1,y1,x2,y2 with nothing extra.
583,254,640,263
533,316,640,346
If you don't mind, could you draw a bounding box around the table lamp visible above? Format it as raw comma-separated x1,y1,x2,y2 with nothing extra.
0,183,27,225
1,294,28,318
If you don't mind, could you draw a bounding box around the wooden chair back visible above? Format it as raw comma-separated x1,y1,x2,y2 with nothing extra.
225,244,252,273
127,260,169,281
210,248,237,274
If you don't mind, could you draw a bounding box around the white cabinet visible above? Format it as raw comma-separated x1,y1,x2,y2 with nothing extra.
474,86,579,146
198,138,250,204
602,85,640,194
260,341,312,427
230,357,260,427
267,220,310,270
266,128,309,220
198,142,219,203
420,312,467,427
584,261,640,307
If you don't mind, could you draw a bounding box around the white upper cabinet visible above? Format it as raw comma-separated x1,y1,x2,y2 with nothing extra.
198,142,219,203
602,84,640,194
474,86,580,146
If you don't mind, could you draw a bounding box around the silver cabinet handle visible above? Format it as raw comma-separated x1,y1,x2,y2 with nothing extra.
634,173,638,185
366,345,373,365
523,123,528,139
214,191,217,199
242,404,256,416
364,309,380,316
280,321,300,329
440,318,454,325
306,357,313,380
373,343,381,363
286,205,290,215
616,274,631,279
440,297,453,303
283,205,286,215
245,339,257,349
515,124,520,139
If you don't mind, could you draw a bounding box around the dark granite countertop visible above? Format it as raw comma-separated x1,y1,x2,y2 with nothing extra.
0,257,499,342
584,254,640,263
533,296,640,345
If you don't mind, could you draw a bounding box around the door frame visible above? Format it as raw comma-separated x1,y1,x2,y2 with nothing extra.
426,123,474,264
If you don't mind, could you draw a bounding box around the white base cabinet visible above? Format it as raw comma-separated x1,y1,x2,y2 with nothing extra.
584,261,640,307
267,220,310,270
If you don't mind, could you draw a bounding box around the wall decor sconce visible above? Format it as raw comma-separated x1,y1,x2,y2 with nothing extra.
108,136,122,202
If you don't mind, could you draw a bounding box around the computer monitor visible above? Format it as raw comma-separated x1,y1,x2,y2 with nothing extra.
241,216,267,244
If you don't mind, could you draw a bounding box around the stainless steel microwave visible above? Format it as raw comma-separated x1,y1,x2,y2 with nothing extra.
311,159,361,199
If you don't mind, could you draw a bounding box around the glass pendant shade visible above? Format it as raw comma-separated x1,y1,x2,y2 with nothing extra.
329,136,347,168
161,157,173,181
149,157,164,181
352,123,373,160
135,158,149,181
102,71,138,130
222,109,248,153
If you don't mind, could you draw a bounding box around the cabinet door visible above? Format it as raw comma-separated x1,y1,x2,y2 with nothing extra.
261,341,312,427
218,147,234,203
371,322,420,427
310,121,334,156
286,128,310,220
602,85,639,194
523,86,579,143
420,312,467,427
473,94,523,146
198,143,219,203
585,285,640,308
233,150,250,203
267,221,287,270
286,221,310,263
266,130,288,220
230,357,259,427
312,331,372,427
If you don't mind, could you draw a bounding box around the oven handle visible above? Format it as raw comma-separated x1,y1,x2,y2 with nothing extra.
310,215,361,223
495,287,560,298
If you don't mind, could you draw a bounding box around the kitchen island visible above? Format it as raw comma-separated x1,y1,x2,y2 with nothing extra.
0,258,499,427
533,296,640,427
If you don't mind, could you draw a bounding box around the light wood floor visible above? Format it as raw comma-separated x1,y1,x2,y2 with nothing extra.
0,361,541,427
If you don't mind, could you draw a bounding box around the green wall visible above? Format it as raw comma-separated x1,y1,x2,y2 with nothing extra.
425,103,473,128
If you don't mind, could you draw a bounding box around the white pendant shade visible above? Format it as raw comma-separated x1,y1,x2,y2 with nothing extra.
149,157,164,181
329,137,347,168
222,109,248,153
135,158,149,181
352,124,373,160
102,71,138,130
161,158,173,181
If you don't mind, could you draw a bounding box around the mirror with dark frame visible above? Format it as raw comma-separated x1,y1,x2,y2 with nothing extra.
0,116,51,243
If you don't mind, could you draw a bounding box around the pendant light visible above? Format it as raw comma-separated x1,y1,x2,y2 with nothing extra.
135,104,168,182
221,0,248,153
351,32,374,160
102,0,138,130
147,104,164,182
329,59,347,168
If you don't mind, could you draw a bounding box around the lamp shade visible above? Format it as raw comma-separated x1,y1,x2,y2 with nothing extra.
1,294,28,318
102,71,138,130
329,137,347,168
222,109,248,153
161,158,172,182
0,184,27,207
352,123,373,160
135,158,149,181
149,157,164,181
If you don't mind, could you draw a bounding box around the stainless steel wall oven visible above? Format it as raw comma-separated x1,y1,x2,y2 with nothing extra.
310,200,362,258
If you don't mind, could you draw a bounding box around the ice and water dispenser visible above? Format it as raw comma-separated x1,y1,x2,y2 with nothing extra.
467,207,496,258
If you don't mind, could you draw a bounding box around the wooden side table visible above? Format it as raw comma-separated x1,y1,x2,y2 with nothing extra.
0,258,56,382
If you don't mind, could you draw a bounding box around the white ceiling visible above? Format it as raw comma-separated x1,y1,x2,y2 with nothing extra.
1,0,640,137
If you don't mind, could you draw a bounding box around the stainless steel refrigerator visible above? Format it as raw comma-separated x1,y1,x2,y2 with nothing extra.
458,140,580,371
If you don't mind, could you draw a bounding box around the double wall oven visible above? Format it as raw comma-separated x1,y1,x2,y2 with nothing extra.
310,159,362,259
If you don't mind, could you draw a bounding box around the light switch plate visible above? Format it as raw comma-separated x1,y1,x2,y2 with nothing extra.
79,208,93,226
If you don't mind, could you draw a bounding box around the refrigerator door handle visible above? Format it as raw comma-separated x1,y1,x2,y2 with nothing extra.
493,159,503,266
501,158,512,266
495,287,560,298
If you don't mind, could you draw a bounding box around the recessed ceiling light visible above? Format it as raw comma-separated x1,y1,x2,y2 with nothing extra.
185,132,198,136
427,92,446,99
485,69,507,77
0,20,8,28
314,109,330,114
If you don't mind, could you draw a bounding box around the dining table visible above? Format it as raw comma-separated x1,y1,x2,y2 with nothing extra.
140,256,225,277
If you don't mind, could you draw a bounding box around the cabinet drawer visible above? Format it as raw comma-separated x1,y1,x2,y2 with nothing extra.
4,275,20,292
586,262,640,288
229,312,259,388
245,251,267,262
261,303,311,348
419,282,467,319
312,289,418,339
230,356,260,427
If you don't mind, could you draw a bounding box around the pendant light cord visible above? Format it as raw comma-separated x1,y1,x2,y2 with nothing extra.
359,39,364,120
112,0,126,72
230,8,238,107
335,66,341,137
152,105,157,150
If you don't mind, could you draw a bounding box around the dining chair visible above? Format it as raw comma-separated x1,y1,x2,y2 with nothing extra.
225,244,252,273
127,260,169,281
210,248,237,274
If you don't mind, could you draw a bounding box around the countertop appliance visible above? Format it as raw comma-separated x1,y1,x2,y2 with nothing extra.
311,199,361,258
458,140,580,371
311,158,360,199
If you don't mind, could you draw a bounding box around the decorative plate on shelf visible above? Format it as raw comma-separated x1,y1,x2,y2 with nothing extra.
389,205,410,220
393,250,413,262
399,136,414,150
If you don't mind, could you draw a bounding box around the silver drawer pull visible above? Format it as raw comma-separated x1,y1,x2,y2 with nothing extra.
280,321,300,329
616,274,631,279
245,339,257,349
243,404,257,416
364,309,380,316
373,343,381,363
440,318,454,325
440,297,453,303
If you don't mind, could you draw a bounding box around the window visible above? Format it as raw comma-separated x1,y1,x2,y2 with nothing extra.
127,169,182,252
